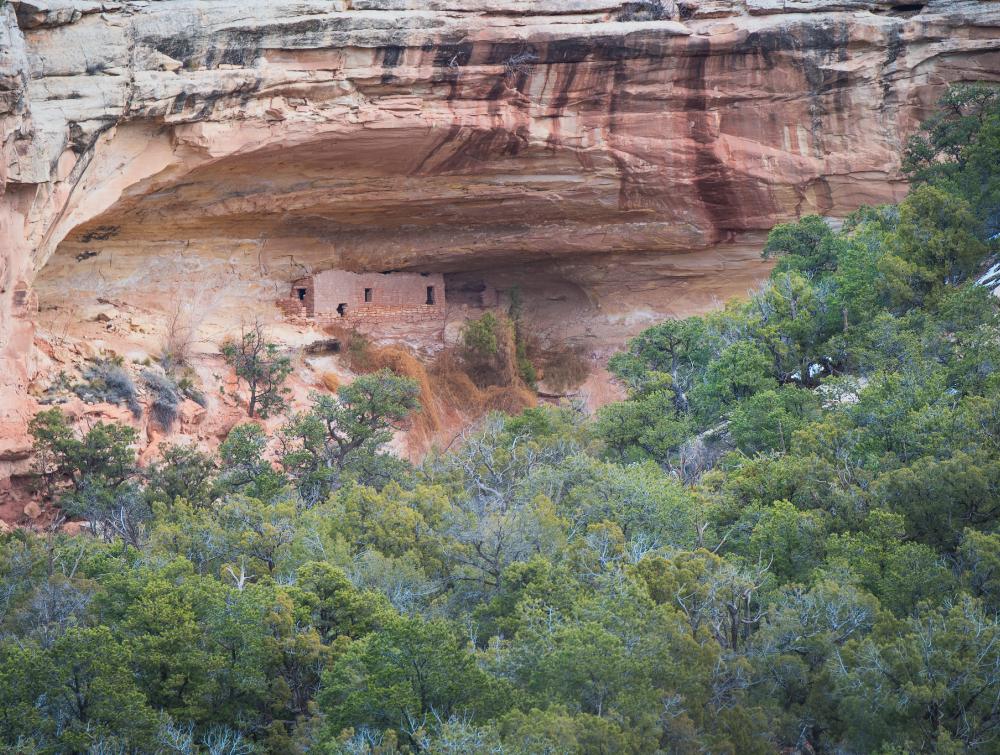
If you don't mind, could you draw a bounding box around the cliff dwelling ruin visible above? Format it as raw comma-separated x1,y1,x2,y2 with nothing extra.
278,269,448,332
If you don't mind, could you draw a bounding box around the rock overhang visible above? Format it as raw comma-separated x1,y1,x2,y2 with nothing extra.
2,0,1000,484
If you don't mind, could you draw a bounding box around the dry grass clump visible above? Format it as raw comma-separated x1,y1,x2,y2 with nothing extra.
142,369,181,430
428,349,483,412
321,372,341,392
481,384,537,415
74,358,142,417
323,324,373,373
428,348,535,416
325,328,539,451
491,318,523,388
433,346,537,418
322,335,445,447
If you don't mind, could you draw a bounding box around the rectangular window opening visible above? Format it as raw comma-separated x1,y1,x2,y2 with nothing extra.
426,286,436,305
296,288,307,301
364,287,373,303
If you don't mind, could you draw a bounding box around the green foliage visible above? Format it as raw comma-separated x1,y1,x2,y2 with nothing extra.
833,597,1000,752
903,83,1000,238
29,407,138,512
885,185,987,303
607,316,709,403
872,451,1000,550
694,339,774,417
595,374,695,465
508,286,539,387
0,627,159,751
825,510,955,615
729,386,822,454
144,442,218,507
218,422,286,501
460,307,539,388
462,311,501,359
903,83,1000,179
319,616,508,747
763,214,841,277
221,322,293,418
281,369,420,503
745,499,828,584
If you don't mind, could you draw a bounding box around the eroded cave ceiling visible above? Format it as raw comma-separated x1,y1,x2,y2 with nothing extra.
3,0,1000,458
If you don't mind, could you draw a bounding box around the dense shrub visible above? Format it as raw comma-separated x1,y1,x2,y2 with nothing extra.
462,311,501,360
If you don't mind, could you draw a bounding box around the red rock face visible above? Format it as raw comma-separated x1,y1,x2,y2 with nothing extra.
1,0,999,488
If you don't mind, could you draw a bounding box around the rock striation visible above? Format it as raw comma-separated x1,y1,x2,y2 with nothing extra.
1,0,999,485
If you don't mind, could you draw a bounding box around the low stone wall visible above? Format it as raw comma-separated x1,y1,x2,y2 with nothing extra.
321,304,443,327
275,300,446,346
276,298,307,318
311,270,445,312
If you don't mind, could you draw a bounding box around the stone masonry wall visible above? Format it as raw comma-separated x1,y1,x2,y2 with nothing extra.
277,270,447,344
319,304,443,328
312,270,445,315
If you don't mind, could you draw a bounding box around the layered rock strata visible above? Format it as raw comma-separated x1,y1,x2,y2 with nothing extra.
1,0,999,482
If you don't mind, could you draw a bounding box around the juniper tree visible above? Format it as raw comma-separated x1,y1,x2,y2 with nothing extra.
221,321,292,418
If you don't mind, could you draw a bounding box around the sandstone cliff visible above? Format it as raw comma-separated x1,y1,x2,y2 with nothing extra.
1,0,999,490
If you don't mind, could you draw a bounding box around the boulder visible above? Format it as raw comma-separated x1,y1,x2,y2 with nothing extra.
179,398,207,428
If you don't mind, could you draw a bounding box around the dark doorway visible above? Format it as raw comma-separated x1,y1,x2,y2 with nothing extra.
296,288,307,301
364,287,373,303
337,303,348,317
426,286,436,305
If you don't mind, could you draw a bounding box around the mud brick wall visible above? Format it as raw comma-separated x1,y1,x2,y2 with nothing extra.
312,270,445,314
289,278,316,316
276,298,308,318
313,305,443,326
277,271,447,339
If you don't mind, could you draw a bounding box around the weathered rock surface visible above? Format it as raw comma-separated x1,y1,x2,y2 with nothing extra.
1,0,999,486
